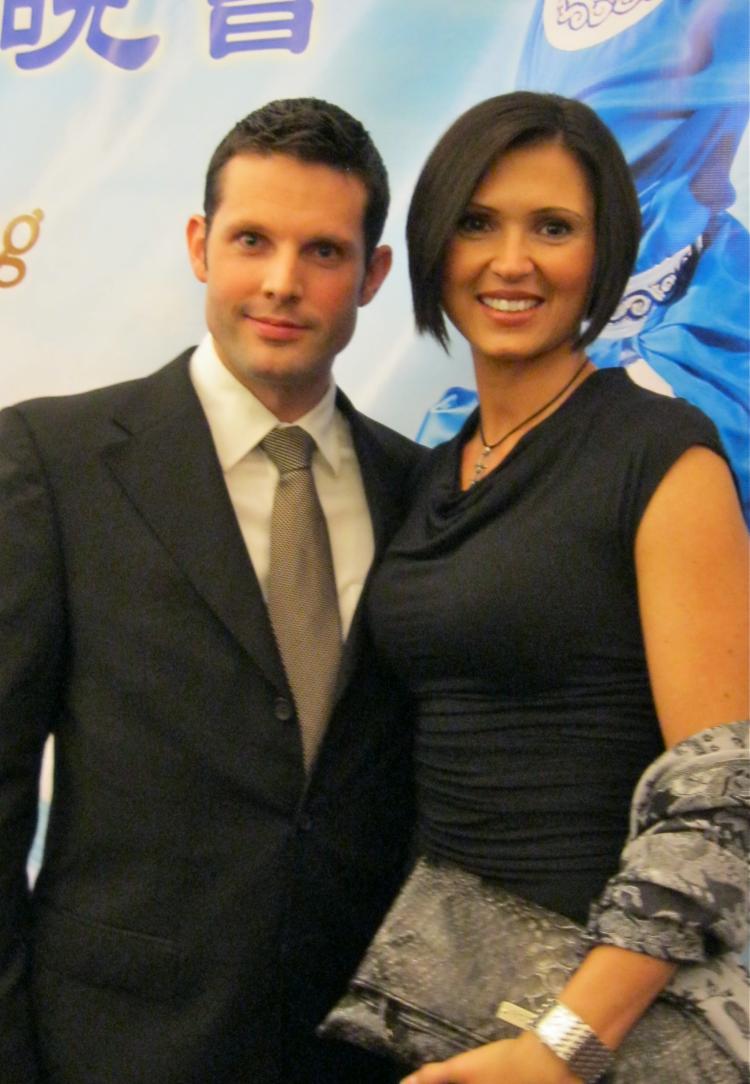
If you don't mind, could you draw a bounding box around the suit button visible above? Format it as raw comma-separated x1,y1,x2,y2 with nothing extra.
274,697,294,721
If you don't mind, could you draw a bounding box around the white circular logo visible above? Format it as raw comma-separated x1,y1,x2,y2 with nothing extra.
543,0,666,51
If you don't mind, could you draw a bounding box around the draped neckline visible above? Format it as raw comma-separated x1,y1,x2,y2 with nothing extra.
412,367,622,555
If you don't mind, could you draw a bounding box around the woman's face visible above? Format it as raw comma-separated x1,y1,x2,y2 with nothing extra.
441,140,596,370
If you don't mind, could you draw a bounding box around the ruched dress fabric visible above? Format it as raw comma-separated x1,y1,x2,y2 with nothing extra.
368,369,726,925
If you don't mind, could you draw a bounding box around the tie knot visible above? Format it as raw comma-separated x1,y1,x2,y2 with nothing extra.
261,426,315,475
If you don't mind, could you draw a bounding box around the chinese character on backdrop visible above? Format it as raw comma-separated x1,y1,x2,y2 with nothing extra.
1,0,159,70
208,0,313,59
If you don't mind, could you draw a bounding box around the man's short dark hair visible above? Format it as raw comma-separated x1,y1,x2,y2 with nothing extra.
406,91,641,350
204,97,389,263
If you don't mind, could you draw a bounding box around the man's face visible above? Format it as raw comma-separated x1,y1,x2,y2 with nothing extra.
187,152,391,420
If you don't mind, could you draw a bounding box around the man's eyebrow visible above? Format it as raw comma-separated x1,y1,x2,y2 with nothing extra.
307,233,356,248
226,218,264,231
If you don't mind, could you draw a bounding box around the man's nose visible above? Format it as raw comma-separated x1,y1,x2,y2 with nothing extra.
262,249,302,301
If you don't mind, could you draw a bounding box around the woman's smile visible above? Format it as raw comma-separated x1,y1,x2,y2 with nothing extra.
442,140,595,372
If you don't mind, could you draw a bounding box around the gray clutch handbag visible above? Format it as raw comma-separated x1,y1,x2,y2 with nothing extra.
318,856,739,1082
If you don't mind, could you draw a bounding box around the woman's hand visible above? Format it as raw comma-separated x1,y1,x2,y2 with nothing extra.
400,1032,581,1084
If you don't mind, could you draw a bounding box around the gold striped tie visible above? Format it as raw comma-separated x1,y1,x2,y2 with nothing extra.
261,426,342,769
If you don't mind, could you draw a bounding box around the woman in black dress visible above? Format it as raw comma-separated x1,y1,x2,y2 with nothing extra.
367,93,748,1084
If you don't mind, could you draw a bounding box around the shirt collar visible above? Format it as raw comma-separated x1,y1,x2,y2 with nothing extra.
189,335,341,474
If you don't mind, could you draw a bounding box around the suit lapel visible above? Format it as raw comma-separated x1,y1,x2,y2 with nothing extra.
102,353,287,692
332,392,407,698
337,389,406,557
101,363,409,718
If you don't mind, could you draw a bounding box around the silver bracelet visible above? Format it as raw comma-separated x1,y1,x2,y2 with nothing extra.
531,999,614,1084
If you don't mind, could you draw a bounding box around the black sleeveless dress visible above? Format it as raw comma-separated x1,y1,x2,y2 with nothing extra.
367,369,725,923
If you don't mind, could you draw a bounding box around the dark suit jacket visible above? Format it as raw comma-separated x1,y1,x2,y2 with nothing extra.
0,351,423,1084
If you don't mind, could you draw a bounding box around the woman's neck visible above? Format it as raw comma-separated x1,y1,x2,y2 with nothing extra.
472,349,591,442
459,349,593,491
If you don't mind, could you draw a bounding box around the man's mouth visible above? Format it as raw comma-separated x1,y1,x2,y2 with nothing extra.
243,311,311,339
247,312,308,329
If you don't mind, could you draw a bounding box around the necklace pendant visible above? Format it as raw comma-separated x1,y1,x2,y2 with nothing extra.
471,447,491,486
472,357,590,487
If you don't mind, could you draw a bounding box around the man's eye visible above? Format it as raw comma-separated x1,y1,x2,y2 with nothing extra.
314,242,340,260
239,232,261,247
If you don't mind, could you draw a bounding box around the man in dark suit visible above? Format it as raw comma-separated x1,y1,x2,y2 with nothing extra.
0,98,421,1083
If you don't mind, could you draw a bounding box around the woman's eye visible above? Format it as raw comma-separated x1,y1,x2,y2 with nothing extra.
456,212,490,235
539,220,572,238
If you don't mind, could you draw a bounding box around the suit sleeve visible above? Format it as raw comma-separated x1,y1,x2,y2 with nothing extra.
0,405,65,1079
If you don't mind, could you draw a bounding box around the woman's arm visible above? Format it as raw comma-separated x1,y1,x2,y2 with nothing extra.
401,446,749,1084
401,946,677,1084
634,444,749,743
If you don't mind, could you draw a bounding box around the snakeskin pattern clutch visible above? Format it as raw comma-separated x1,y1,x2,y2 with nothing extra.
319,856,739,1081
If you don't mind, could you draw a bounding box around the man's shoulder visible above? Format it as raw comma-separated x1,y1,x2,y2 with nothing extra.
335,388,426,467
5,349,196,428
354,411,425,463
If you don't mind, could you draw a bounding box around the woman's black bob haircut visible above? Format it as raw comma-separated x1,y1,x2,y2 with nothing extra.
406,91,641,351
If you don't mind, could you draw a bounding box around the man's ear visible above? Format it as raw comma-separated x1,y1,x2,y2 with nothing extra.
186,215,208,283
359,244,392,307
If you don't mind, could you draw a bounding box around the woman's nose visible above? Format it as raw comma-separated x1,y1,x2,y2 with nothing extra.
487,229,534,280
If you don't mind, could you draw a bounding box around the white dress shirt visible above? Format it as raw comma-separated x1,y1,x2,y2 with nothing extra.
190,335,375,639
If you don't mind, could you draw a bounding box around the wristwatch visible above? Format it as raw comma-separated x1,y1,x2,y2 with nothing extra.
531,1000,614,1084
